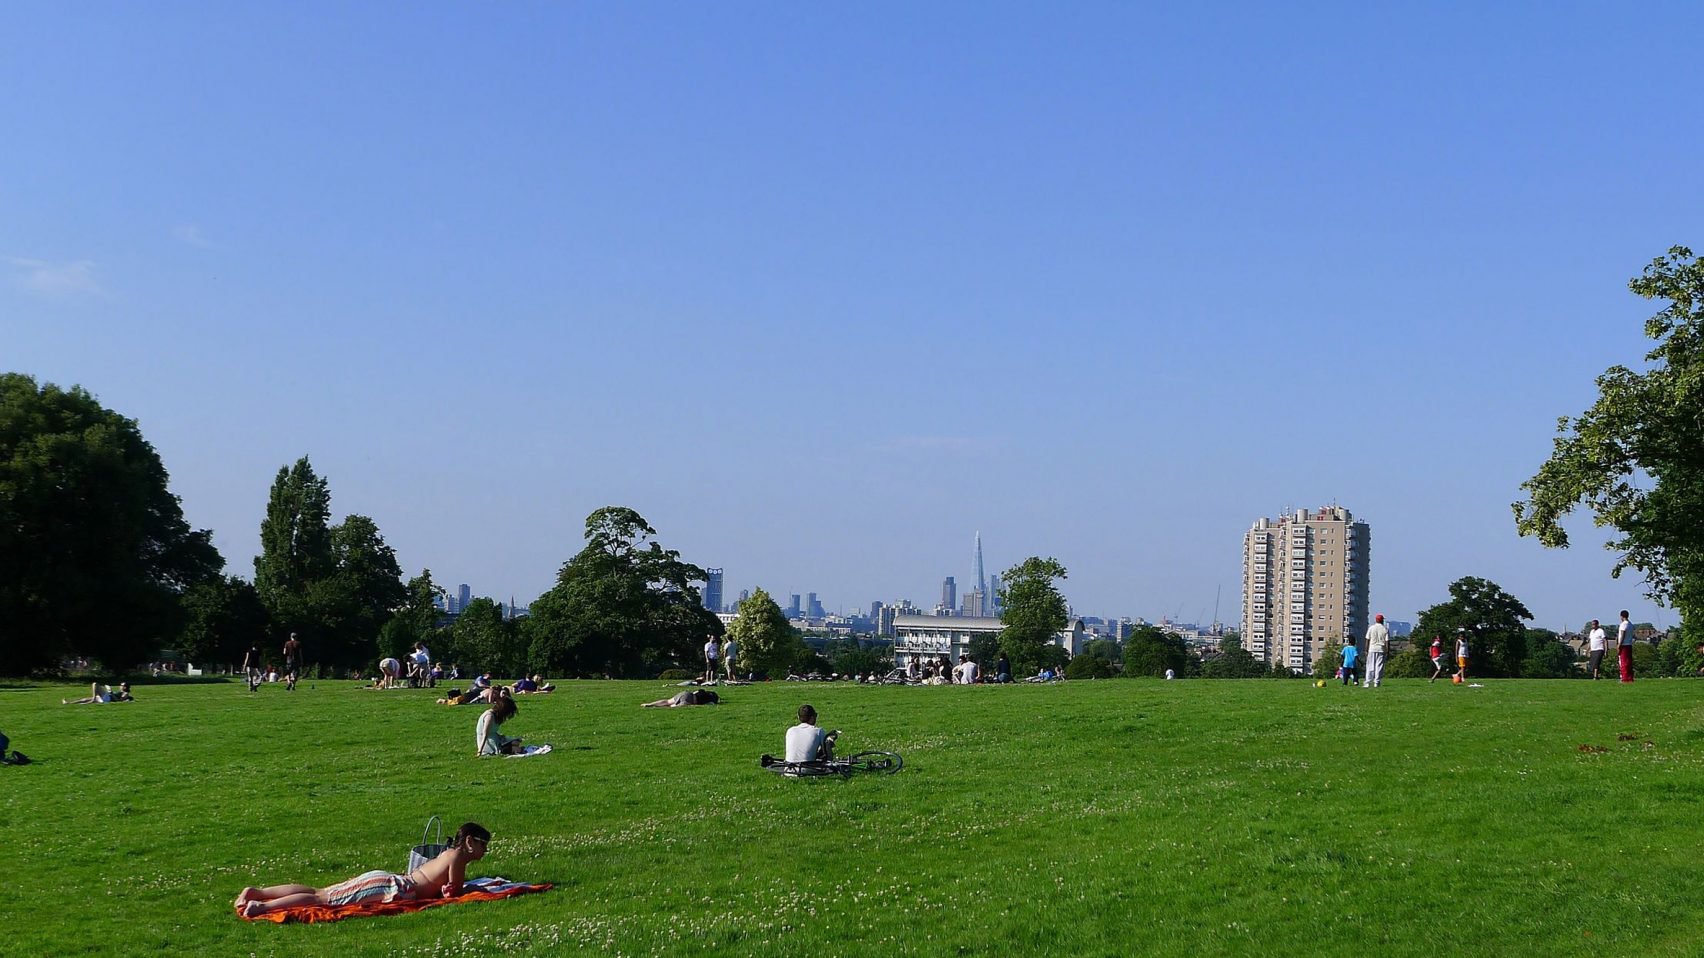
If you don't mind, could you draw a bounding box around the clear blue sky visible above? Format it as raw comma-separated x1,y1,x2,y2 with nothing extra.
7,2,1701,632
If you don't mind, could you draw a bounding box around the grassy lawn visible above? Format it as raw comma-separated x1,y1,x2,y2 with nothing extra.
3,676,1702,956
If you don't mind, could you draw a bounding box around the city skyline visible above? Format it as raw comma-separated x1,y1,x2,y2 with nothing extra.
7,5,1693,635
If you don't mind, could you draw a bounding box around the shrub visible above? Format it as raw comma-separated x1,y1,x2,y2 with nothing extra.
658,668,693,681
1065,655,1116,680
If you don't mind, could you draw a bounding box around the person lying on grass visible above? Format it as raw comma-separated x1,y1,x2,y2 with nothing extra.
64,682,133,704
477,695,523,756
641,689,720,707
234,822,490,917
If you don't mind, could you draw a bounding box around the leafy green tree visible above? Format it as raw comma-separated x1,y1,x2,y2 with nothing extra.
1520,628,1579,678
379,569,448,662
1122,626,1188,678
1314,642,1345,679
0,374,223,673
998,557,1069,677
525,507,722,677
175,575,269,668
1384,646,1432,679
1202,635,1266,679
253,457,333,638
315,514,407,667
966,631,1003,669
1514,247,1704,641
1413,577,1533,678
453,597,524,676
826,638,893,678
1082,638,1123,666
725,587,805,678
1065,655,1116,679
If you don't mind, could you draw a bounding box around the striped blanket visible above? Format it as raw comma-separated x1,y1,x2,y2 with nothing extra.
237,876,550,924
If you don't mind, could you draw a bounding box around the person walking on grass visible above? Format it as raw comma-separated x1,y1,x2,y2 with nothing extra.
242,643,264,692
1617,609,1634,682
1340,641,1360,686
1586,619,1607,679
282,633,302,691
1364,614,1389,688
1428,635,1446,683
1454,629,1471,683
235,822,489,917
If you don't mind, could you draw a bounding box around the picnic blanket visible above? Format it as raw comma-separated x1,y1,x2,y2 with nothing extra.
505,744,553,759
237,876,550,924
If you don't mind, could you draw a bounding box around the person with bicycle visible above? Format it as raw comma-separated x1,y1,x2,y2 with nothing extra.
785,704,838,763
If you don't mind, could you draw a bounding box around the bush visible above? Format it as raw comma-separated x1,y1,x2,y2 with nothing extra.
1065,655,1116,680
658,668,693,681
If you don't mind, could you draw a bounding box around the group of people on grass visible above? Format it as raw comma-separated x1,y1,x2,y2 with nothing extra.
1585,611,1638,682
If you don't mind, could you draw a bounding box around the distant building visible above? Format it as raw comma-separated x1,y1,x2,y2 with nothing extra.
893,614,1085,671
807,592,825,619
941,576,957,614
456,583,472,614
788,594,802,618
1241,506,1370,674
962,588,987,617
703,568,724,613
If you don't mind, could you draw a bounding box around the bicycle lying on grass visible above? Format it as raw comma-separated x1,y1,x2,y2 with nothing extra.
760,751,904,777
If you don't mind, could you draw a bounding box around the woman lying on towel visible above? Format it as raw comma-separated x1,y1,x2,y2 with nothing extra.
234,822,490,917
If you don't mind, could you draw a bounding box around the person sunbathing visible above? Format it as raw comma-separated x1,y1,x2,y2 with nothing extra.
234,822,490,917
64,682,133,705
641,689,720,707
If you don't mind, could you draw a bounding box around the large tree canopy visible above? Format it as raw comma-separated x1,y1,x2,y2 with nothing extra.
728,587,807,678
1515,246,1704,631
1413,577,1533,678
998,556,1069,677
524,506,721,678
0,374,222,673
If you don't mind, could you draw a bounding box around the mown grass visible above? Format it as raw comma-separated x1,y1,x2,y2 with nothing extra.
3,676,1702,956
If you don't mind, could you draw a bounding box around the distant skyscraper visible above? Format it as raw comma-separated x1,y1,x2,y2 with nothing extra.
974,532,986,598
457,583,471,613
963,588,986,617
807,592,824,619
788,594,802,618
939,576,957,616
1242,506,1370,674
988,573,1002,613
703,568,724,613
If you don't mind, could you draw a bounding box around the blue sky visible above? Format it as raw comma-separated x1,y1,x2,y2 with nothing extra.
6,2,1701,631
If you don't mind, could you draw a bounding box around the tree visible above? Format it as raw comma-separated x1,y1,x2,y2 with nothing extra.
525,507,721,677
315,514,407,667
253,457,333,638
379,569,449,663
1082,638,1123,667
453,598,524,677
826,638,893,678
1122,626,1188,678
998,557,1069,677
1520,628,1579,678
1202,635,1266,679
1413,577,1534,678
725,588,805,678
1065,655,1116,679
0,374,223,673
1514,247,1704,640
1314,642,1345,680
175,575,269,668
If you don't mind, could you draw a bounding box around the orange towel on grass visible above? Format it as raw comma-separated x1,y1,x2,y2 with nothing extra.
237,880,550,924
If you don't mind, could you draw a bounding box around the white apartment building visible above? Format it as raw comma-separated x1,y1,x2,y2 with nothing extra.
892,614,1086,671
1241,506,1370,674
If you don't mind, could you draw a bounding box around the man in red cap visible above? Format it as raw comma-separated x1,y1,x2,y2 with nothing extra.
1364,614,1390,688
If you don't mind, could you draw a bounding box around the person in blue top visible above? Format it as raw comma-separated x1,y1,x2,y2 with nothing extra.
1339,642,1360,686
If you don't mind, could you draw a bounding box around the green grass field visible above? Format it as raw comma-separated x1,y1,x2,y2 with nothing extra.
4,676,1702,956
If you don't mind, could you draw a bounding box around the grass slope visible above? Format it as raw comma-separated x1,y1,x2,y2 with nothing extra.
2,677,1702,956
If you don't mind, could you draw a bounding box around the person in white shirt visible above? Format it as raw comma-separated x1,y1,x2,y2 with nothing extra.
411,642,432,687
703,635,720,684
1364,614,1390,688
722,637,739,681
954,655,979,685
1616,609,1634,683
1586,619,1607,679
1454,630,1471,682
784,704,837,763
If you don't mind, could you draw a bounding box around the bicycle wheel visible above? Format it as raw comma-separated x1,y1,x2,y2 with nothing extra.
842,751,903,774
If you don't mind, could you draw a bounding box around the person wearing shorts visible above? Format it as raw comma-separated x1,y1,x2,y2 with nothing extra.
703,635,720,684
282,633,302,691
1454,630,1470,682
1428,635,1445,683
378,657,403,689
242,644,264,692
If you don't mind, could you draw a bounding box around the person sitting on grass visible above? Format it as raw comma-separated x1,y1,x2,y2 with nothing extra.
784,704,838,763
476,695,523,755
642,689,720,708
234,822,490,917
64,682,133,705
